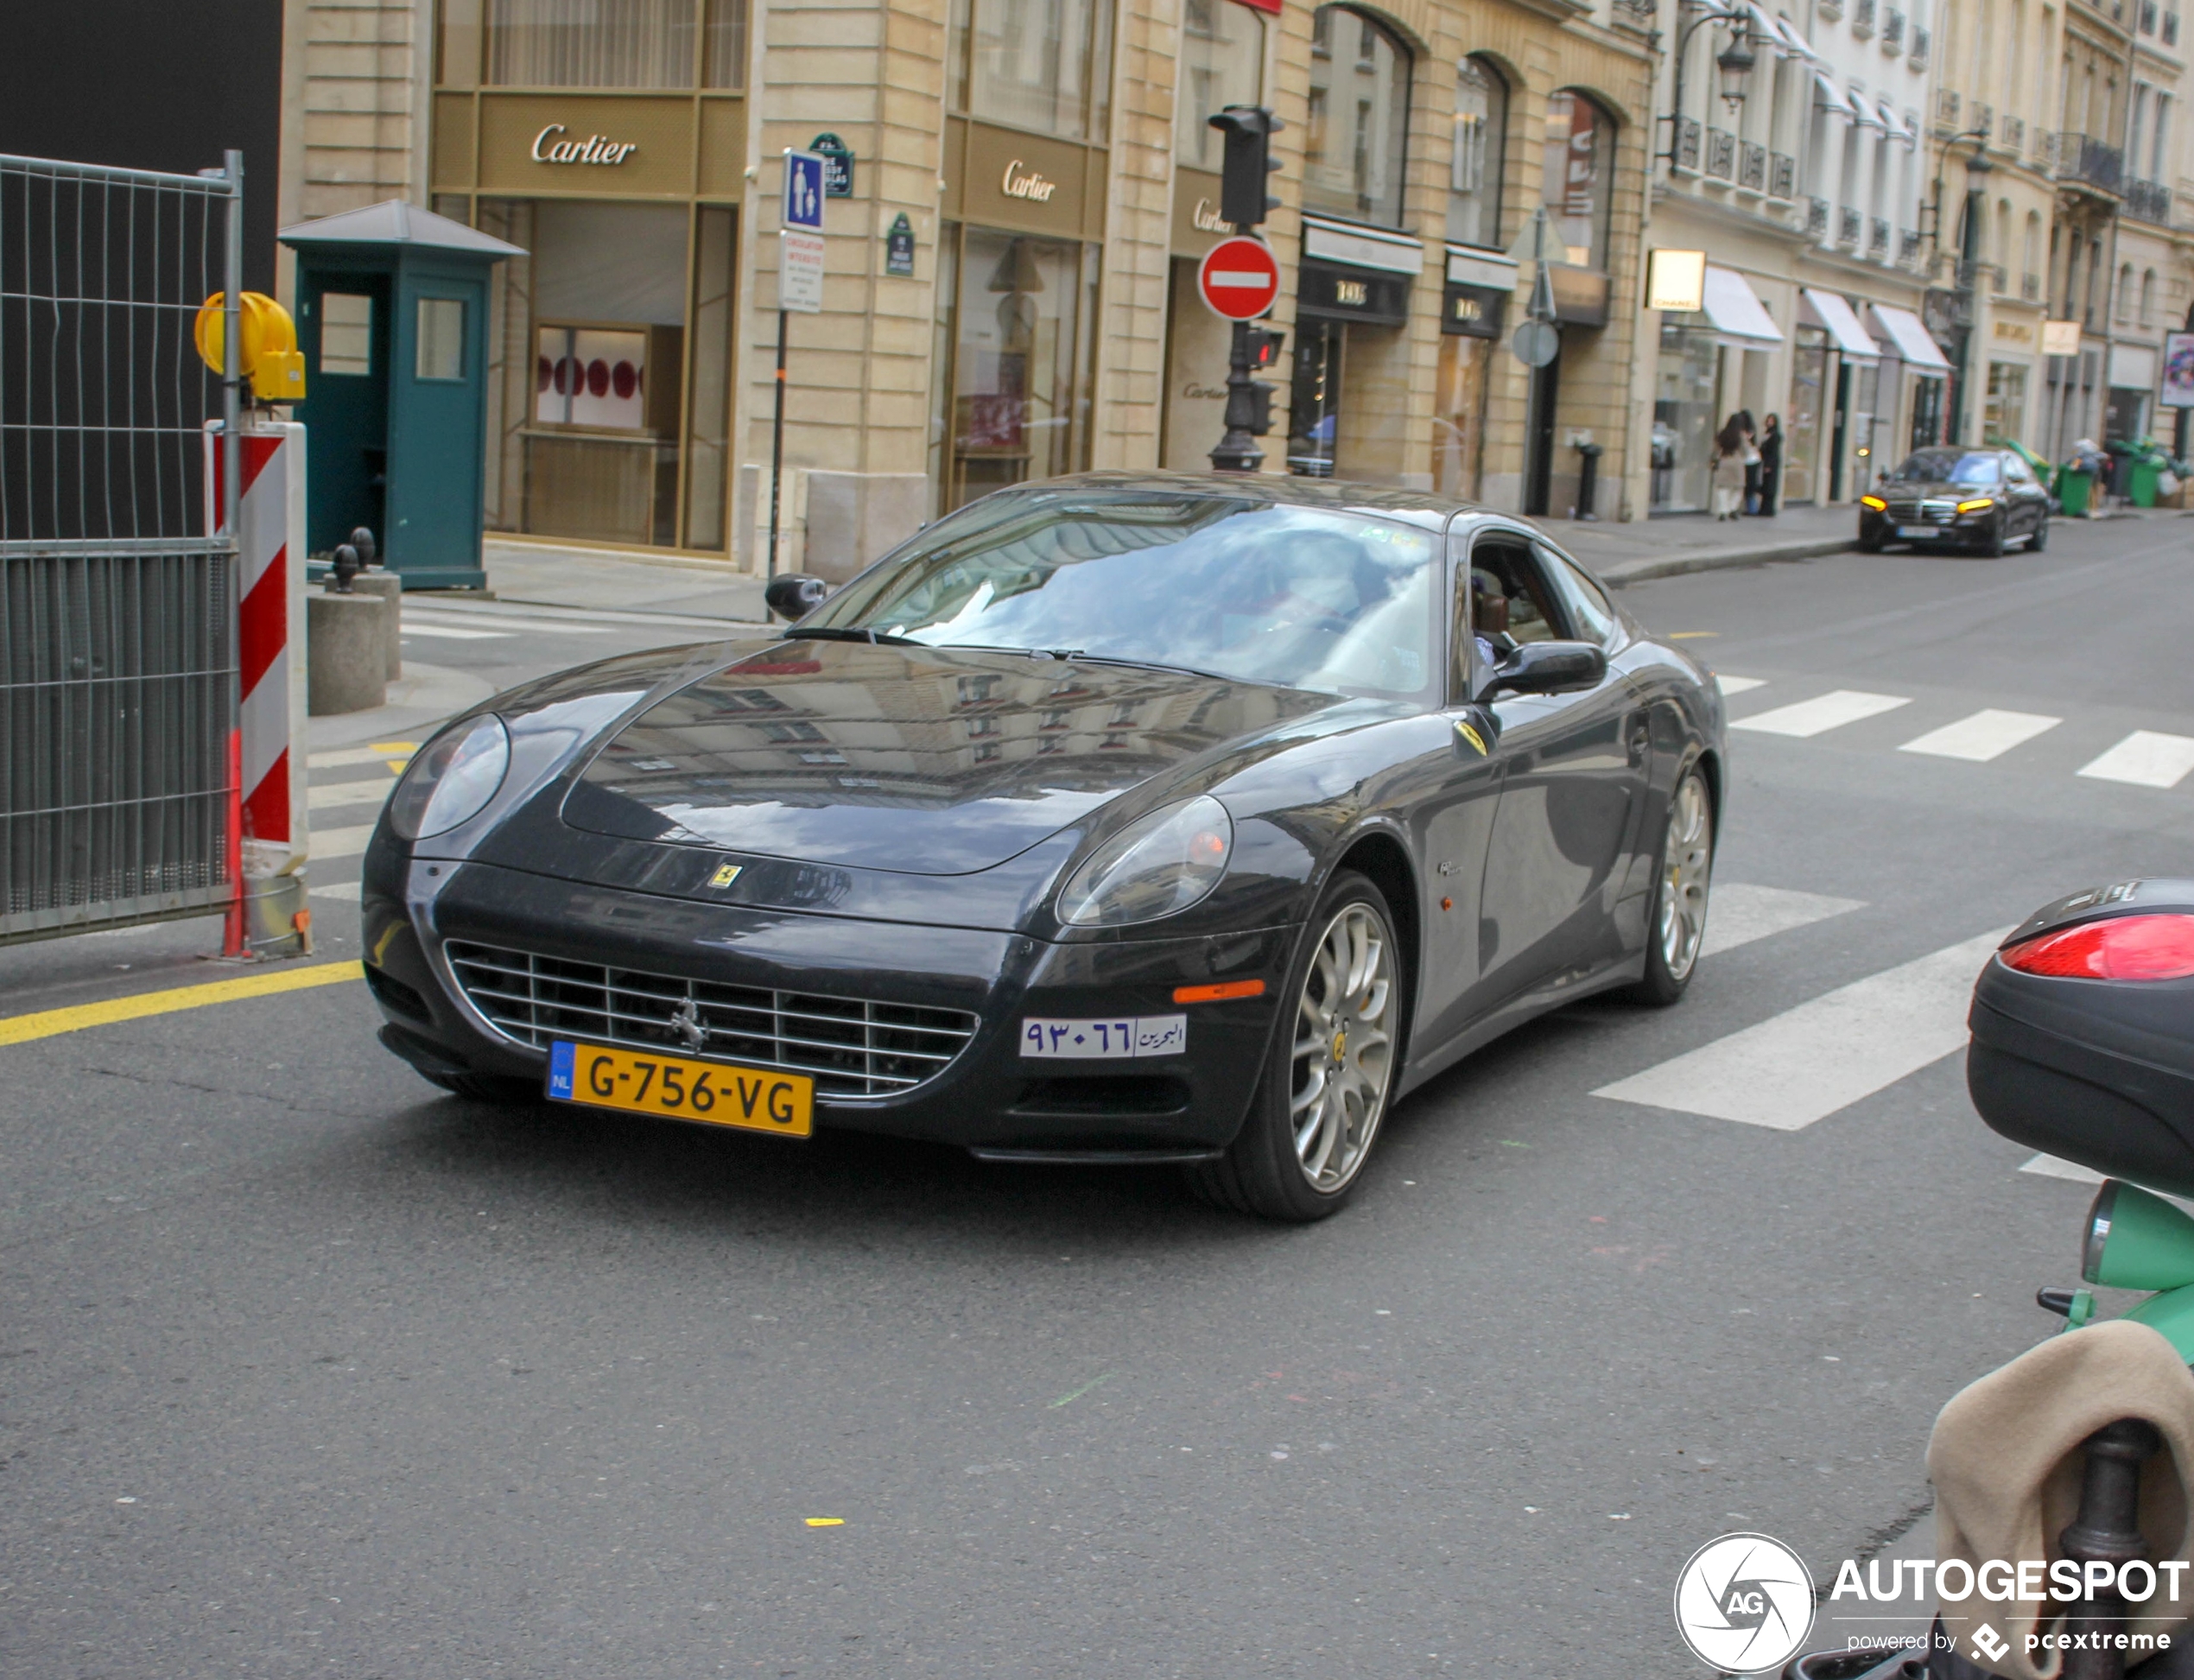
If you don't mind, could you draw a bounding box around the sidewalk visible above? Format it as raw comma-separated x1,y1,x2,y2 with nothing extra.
1557,503,1858,587
480,537,767,622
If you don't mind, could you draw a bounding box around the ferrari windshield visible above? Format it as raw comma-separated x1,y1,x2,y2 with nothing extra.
804,491,1440,700
1889,449,2003,486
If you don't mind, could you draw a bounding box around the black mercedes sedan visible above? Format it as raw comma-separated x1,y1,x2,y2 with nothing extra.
360,473,1727,1220
1858,446,2051,555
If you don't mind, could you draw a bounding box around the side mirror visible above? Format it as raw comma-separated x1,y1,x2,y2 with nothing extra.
764,573,828,622
1488,640,1607,697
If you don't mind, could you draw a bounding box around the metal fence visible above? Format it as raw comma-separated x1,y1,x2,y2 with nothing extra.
1,152,242,944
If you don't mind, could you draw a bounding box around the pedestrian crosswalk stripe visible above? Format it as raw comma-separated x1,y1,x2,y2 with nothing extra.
308,742,415,770
1715,675,1766,697
1898,708,2062,762
1728,689,1912,738
400,623,510,640
1700,884,1865,957
308,780,394,812
2020,1153,2104,1184
407,608,611,635
2077,730,2194,789
1592,927,2009,1129
313,823,379,861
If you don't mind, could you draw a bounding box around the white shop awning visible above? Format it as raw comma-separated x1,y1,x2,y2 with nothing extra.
1813,73,1857,118
1848,91,1886,130
1875,98,1913,143
1700,265,1785,344
1868,304,1953,371
1766,10,1820,59
1802,287,1880,359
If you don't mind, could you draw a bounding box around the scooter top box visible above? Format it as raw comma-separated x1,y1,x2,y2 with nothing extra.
1969,879,2194,1194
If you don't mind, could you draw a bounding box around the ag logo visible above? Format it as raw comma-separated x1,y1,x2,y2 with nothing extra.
708,863,742,889
1673,1532,1816,1673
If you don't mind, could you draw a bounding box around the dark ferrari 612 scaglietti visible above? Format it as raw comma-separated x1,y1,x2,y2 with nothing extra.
361,473,1728,1220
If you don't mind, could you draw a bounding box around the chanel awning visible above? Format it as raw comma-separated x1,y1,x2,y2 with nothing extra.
1867,304,1952,371
1802,288,1880,360
1697,265,1785,345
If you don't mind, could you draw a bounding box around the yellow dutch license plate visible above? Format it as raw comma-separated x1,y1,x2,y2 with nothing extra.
546,1039,813,1138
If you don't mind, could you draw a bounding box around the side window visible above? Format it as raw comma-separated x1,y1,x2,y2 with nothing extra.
1468,536,1566,647
1538,544,1620,647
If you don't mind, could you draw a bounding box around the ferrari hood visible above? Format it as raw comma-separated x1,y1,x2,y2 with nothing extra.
559,639,1339,875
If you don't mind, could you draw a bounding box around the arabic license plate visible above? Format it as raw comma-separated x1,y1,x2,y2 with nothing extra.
547,1040,812,1137
1897,524,1940,538
1020,1014,1188,1059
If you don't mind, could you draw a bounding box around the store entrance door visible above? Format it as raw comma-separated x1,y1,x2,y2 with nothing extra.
1288,320,1344,477
1829,359,1852,501
1524,352,1560,515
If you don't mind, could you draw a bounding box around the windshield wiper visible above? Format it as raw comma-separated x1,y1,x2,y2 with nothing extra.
784,625,925,647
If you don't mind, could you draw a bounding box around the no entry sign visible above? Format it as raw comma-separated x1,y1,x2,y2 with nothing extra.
1197,236,1280,321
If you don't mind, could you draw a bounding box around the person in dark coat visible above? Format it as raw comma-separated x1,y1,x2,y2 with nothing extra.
1756,413,1783,515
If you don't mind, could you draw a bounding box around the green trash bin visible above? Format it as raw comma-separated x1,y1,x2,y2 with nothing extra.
2127,455,2165,508
2057,466,2095,517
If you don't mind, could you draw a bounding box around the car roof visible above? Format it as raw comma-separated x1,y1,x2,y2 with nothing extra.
992,469,1510,534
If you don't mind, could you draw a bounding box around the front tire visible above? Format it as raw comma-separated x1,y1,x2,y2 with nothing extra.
1627,765,1714,1006
1190,871,1401,1222
2030,516,2050,552
1982,519,2008,557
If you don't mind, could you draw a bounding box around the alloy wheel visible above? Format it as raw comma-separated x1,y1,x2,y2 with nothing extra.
1289,902,1398,1193
1658,771,1714,982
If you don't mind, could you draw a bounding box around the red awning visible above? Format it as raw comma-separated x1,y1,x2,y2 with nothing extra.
1229,0,1281,13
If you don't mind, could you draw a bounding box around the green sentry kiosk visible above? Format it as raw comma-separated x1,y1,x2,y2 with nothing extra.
280,202,524,589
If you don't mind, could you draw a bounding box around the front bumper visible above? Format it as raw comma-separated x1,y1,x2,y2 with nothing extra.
363,859,1291,1157
1860,508,1998,548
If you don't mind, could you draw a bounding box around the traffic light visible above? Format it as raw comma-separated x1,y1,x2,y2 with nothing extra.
1244,326,1284,371
1209,105,1284,229
1243,378,1277,436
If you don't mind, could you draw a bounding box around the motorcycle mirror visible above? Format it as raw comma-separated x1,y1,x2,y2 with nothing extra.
2083,1180,2194,1292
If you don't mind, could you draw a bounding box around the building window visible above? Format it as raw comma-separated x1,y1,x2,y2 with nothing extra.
2140,268,2159,327
1447,56,1507,248
448,0,748,90
1543,90,1614,270
949,0,1115,143
1303,5,1411,227
1176,0,1265,170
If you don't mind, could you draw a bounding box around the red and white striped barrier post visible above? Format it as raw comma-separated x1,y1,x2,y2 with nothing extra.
206,418,310,958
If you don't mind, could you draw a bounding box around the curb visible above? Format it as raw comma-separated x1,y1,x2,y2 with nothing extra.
1598,536,1857,588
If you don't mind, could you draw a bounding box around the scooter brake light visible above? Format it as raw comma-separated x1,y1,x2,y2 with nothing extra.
2001,913,2194,981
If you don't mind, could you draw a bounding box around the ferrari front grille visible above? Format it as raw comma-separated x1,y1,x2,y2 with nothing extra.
444,941,980,1099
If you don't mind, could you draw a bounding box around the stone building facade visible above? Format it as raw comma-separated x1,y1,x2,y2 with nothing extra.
279,0,1661,575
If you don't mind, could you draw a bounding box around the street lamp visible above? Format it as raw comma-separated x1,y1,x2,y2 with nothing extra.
1716,31,1758,111
1655,1,1778,167
1925,126,1994,445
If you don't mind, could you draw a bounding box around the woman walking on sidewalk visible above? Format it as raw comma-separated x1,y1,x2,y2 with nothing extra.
1755,414,1782,516
1710,415,1747,519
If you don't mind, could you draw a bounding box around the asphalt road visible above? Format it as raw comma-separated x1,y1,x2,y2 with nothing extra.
4,517,2191,1679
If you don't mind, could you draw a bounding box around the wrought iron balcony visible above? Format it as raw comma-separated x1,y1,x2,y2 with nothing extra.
1807,196,1829,237
1739,141,1766,190
1705,127,1736,180
2127,178,2172,223
1770,152,1796,200
1839,206,1863,246
2058,133,2124,194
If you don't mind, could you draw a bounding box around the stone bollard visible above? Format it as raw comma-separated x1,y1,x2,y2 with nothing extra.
347,571,403,680
308,589,388,715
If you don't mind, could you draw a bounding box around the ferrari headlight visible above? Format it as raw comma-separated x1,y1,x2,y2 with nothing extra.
1057,795,1233,929
388,714,510,840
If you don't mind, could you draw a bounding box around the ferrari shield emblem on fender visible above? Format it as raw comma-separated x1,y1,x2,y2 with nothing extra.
1455,719,1488,757
709,863,742,889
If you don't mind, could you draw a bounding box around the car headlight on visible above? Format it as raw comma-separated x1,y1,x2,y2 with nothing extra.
1956,498,1996,515
388,714,511,840
1860,495,1887,510
1057,795,1233,928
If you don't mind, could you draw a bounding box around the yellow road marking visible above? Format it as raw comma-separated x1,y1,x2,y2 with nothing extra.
805,1518,844,1527
1669,631,1719,639
0,962,364,1047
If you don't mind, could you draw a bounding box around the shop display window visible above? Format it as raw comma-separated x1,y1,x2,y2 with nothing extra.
1433,333,1490,500
1447,57,1506,250
1542,91,1613,270
1175,0,1265,168
948,0,1114,143
441,0,748,90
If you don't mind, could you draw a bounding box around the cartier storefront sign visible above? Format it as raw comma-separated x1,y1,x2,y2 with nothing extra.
530,124,637,164
944,119,1103,241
